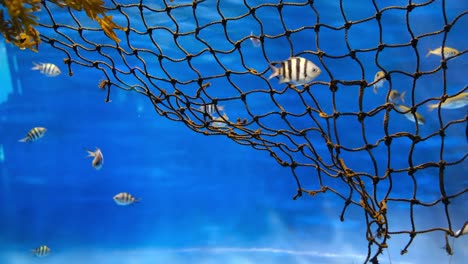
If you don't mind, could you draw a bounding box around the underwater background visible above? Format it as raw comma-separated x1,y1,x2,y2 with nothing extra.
0,0,467,263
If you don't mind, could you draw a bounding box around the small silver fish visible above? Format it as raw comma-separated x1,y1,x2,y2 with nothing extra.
86,147,104,170
388,90,406,103
426,46,459,58
373,71,386,94
269,57,321,85
427,92,468,111
113,192,140,206
249,31,261,47
32,62,61,77
19,127,47,143
32,245,51,257
394,104,426,125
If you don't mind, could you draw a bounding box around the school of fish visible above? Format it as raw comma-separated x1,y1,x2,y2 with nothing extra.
16,32,467,259
21,63,139,257
365,46,465,126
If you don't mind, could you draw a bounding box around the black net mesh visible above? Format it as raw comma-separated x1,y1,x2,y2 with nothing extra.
26,0,468,262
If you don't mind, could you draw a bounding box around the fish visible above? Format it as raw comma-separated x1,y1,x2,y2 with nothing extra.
86,147,104,170
199,104,224,117
426,47,460,58
249,31,261,47
454,222,468,237
19,127,47,142
394,104,426,125
427,92,468,111
211,113,229,128
113,192,140,206
32,62,61,77
32,245,50,257
268,56,321,85
373,71,386,94
388,90,406,103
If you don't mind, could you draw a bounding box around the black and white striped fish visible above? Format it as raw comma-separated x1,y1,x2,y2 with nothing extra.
32,245,51,257
268,56,321,85
113,192,140,206
19,127,47,143
32,62,61,77
199,104,224,117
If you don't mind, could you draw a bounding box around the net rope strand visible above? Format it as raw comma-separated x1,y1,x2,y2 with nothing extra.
33,0,467,262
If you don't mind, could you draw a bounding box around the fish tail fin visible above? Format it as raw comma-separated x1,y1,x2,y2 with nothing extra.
268,64,279,80
400,91,406,103
18,137,28,143
84,148,95,157
426,49,432,57
31,62,41,70
427,104,438,111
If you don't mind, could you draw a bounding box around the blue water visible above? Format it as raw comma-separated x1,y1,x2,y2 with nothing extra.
0,0,467,263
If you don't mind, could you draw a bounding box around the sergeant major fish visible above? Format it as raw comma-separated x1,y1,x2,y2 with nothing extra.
32,245,50,257
113,192,140,206
32,62,61,77
199,104,224,117
426,46,459,58
269,56,321,85
394,104,426,125
19,127,47,143
86,147,104,170
427,92,468,111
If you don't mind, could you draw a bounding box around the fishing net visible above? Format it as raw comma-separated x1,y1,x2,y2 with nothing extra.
5,0,468,262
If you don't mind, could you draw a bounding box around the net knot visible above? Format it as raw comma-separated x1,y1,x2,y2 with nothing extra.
329,80,338,92
375,12,382,20
384,136,392,146
411,134,421,143
314,24,320,33
439,160,446,169
357,112,367,122
406,4,416,12
344,21,352,29
444,24,452,32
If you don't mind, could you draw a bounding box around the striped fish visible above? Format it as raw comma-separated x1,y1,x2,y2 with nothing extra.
86,147,104,170
113,192,140,206
199,104,224,117
32,62,61,77
32,245,51,257
268,56,321,85
19,127,47,143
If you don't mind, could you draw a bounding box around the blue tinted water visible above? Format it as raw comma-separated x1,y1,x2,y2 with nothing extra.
0,1,467,263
